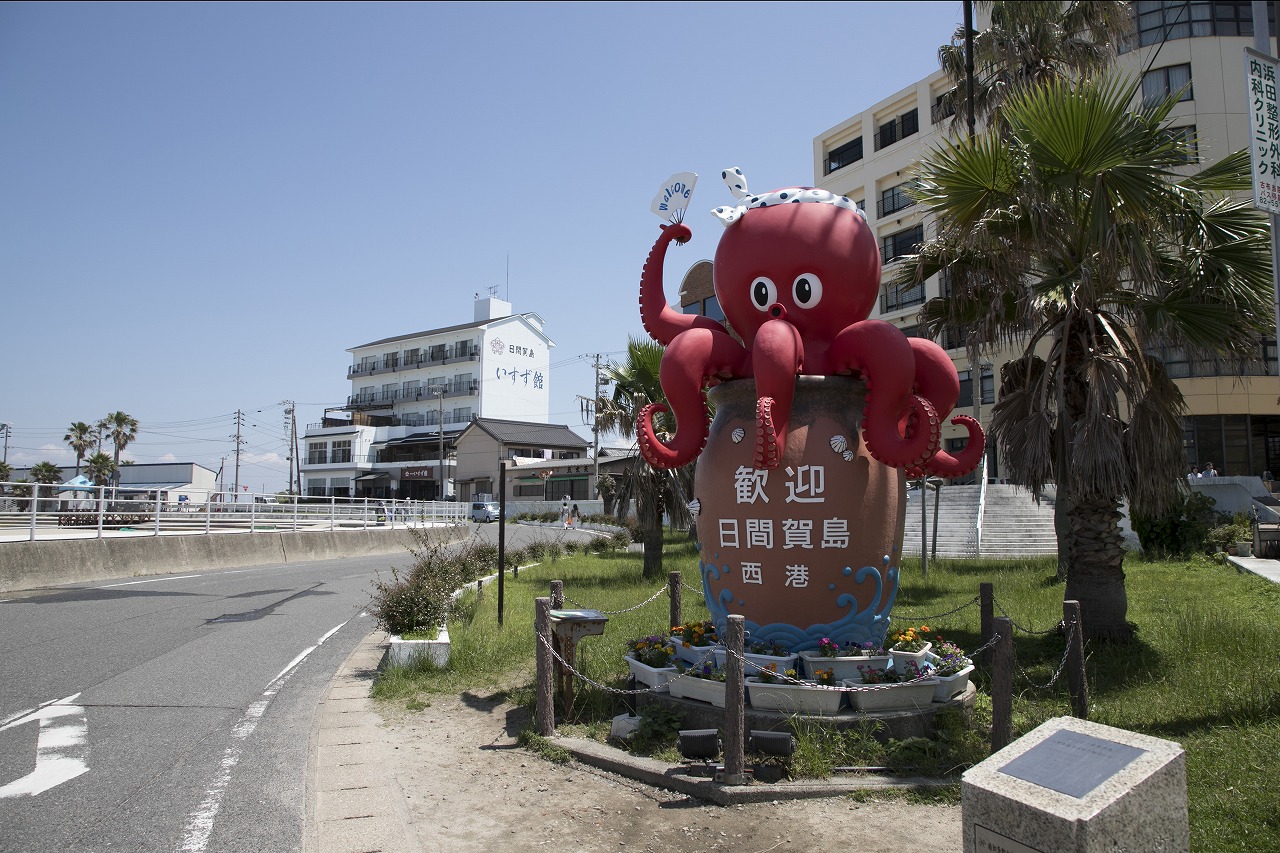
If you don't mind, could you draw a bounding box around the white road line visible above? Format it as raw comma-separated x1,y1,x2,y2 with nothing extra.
100,575,199,588
179,620,350,853
0,693,89,799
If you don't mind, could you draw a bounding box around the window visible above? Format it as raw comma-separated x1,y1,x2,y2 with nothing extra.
515,483,544,498
429,344,446,361
453,407,472,422
403,347,419,366
899,324,923,339
826,137,863,174
874,108,919,151
403,380,421,399
881,280,925,313
381,383,398,401
307,442,328,465
1125,0,1273,49
331,440,352,464
681,295,726,322
877,182,916,218
1142,64,1192,104
1163,125,1198,162
957,368,995,409
880,224,924,264
382,351,398,370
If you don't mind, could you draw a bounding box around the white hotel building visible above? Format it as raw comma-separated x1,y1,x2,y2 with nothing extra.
804,1,1280,480
300,295,554,500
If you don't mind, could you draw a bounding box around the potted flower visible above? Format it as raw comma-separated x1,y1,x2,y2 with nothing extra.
670,620,721,666
623,634,679,689
798,637,891,682
923,636,975,701
887,624,933,671
842,660,937,712
746,664,844,715
668,660,728,707
714,634,798,675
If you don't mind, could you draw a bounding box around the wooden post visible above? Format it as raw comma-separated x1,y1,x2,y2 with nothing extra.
991,616,1013,753
535,597,554,736
1063,600,1088,720
550,580,564,609
668,571,682,630
722,614,746,784
980,582,994,663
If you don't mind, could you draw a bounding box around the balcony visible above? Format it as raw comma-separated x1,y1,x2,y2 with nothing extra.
931,97,956,125
873,109,919,152
880,283,925,314
347,345,481,378
880,225,924,265
876,188,916,219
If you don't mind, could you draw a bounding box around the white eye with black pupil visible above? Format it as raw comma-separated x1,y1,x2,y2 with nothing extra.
751,277,776,311
793,273,822,307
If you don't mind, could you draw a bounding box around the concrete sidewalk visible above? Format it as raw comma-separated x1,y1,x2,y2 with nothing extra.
1227,554,1280,584
305,631,424,853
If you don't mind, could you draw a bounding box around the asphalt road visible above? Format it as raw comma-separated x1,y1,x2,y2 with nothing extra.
0,521,594,853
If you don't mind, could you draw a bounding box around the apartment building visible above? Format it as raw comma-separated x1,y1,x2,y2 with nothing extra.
804,1,1280,479
300,294,555,499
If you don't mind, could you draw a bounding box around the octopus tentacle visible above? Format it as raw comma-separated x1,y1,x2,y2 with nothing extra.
755,397,779,469
639,223,727,345
638,327,749,469
829,320,941,469
921,415,986,478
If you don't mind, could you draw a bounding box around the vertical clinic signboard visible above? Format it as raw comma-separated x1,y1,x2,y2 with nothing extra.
1246,47,1280,213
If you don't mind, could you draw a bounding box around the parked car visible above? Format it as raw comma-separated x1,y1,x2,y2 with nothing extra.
470,501,500,522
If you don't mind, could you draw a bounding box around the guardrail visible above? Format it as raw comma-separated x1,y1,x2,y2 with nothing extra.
0,483,466,542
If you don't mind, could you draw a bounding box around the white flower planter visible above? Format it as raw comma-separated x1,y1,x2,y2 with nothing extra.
890,642,933,673
746,678,844,715
930,664,975,701
667,674,727,707
624,654,678,690
387,626,450,668
714,648,799,677
842,677,938,712
799,651,891,682
674,643,721,667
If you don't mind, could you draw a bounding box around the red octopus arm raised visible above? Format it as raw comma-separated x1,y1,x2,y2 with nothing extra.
639,223,728,345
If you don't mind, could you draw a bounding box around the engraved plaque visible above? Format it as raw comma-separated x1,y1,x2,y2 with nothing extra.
973,824,1045,853
998,730,1146,799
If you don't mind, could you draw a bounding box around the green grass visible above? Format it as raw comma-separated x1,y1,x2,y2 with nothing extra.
372,541,1280,853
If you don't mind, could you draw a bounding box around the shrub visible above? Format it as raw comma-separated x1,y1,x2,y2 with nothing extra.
1207,512,1253,552
1132,491,1218,558
369,533,465,637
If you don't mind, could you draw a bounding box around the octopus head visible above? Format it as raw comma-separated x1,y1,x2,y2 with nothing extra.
711,189,880,351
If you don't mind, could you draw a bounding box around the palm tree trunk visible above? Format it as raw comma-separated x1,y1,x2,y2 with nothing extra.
1062,490,1132,641
636,471,665,580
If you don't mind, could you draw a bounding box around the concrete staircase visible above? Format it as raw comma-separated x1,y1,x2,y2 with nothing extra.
902,484,979,558
979,484,1058,558
900,483,1058,559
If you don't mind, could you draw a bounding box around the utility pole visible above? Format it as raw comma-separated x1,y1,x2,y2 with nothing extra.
232,410,245,496
431,385,446,500
1,423,9,464
281,400,300,495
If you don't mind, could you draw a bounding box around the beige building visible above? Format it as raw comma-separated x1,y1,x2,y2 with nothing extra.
805,1,1280,480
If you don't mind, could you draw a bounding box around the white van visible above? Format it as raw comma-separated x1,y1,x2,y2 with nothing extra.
470,501,500,523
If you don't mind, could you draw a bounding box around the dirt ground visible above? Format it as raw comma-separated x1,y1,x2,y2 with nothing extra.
381,690,964,853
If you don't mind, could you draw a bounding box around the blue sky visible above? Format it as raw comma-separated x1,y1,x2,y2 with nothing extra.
0,1,964,492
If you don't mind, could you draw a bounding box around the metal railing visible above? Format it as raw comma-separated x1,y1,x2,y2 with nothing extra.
0,482,466,542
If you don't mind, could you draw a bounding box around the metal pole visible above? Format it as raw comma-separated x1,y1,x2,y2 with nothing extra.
964,0,976,141
919,478,928,577
498,461,508,625
930,481,941,558
330,494,335,531
205,491,212,535
250,495,256,531
1254,2,1280,379
28,485,38,542
293,494,299,531
97,485,106,539
154,491,162,536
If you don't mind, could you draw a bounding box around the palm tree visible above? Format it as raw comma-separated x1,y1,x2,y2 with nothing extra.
64,422,97,477
938,1,1131,134
595,337,694,580
901,76,1273,641
84,452,116,488
29,461,64,512
98,411,139,485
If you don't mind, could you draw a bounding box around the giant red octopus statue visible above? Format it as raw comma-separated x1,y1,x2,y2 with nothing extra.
636,169,984,478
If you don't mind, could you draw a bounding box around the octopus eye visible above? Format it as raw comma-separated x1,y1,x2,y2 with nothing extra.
793,274,823,308
751,277,777,311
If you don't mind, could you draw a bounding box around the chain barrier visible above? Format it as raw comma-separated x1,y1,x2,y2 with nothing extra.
563,584,668,616
1011,623,1076,689
681,580,706,597
992,597,1060,635
893,595,981,623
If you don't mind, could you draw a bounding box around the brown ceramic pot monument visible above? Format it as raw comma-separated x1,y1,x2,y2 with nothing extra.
692,376,905,652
